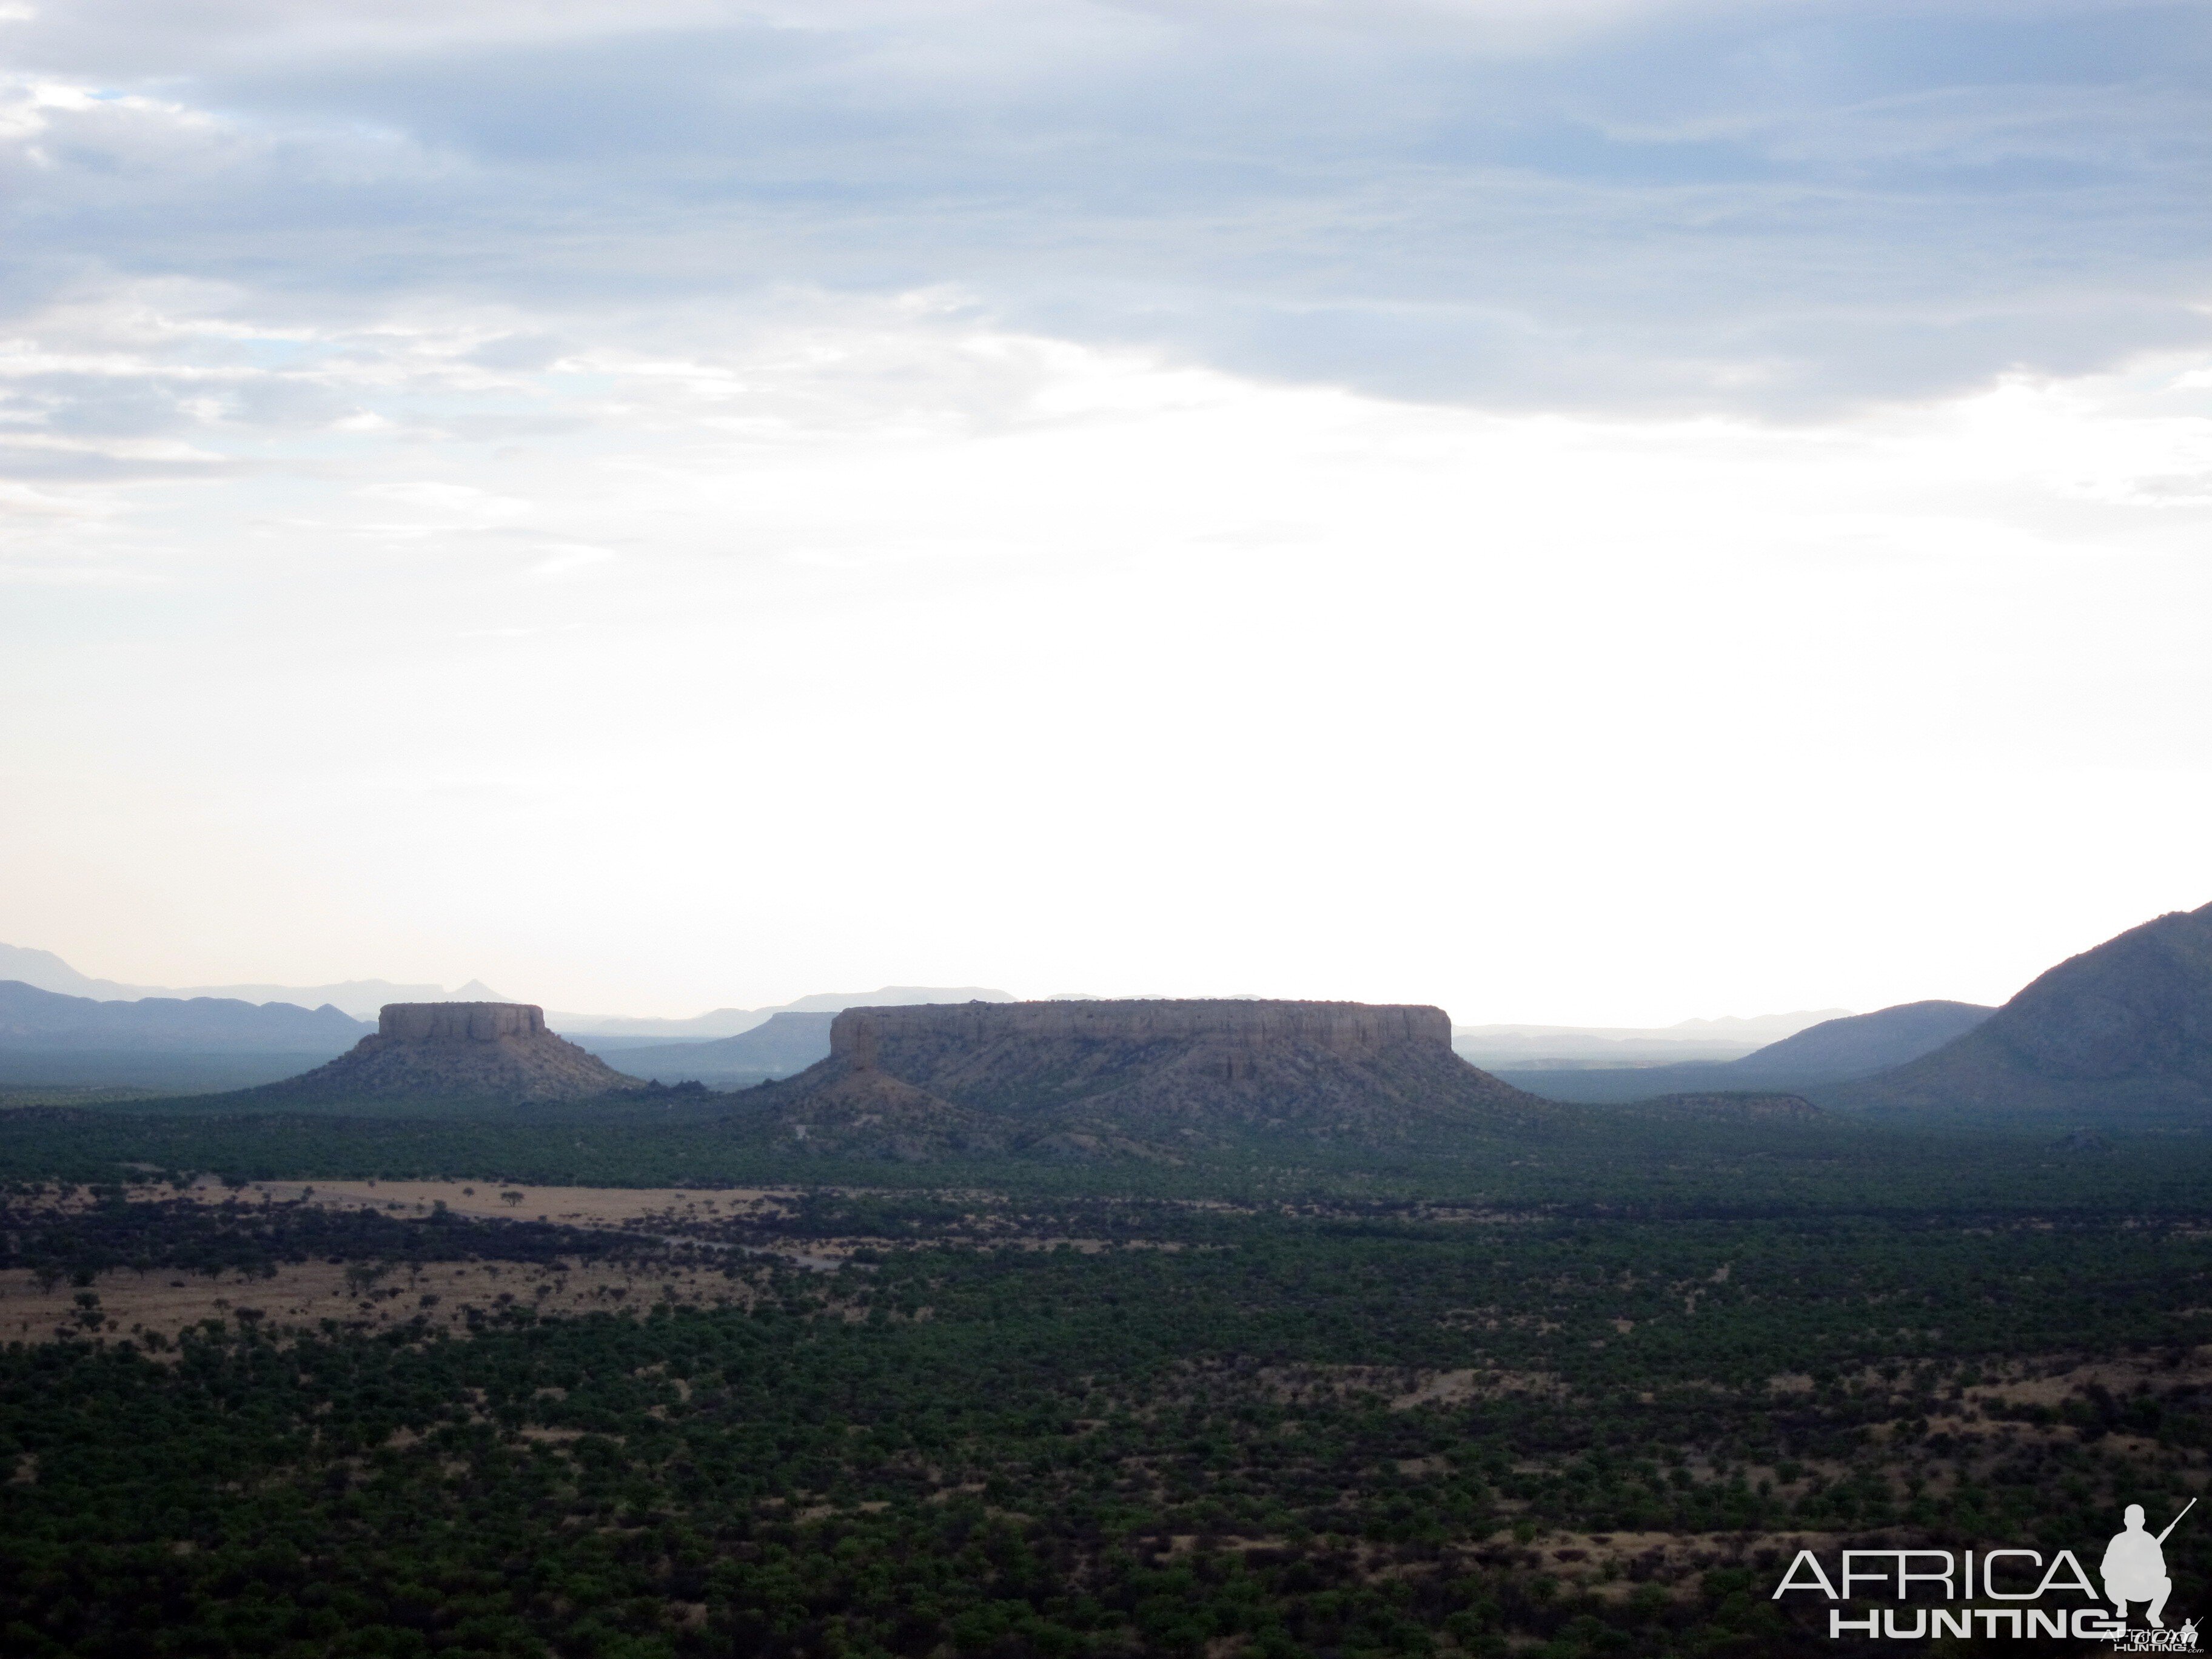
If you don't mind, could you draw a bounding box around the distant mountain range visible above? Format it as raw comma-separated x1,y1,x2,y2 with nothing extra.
589,1001,1999,1107
0,964,1026,1094
1827,900,2212,1126
1509,900,2212,1125
0,980,370,1052
588,1012,837,1084
0,979,374,1091
15,901,2211,1129
580,999,1059,1085
1503,1001,1995,1104
1452,1010,1849,1068
0,945,1017,1044
0,942,1852,1067
0,943,505,1022
559,988,1017,1044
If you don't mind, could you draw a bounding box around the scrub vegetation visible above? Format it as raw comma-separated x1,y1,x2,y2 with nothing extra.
1,1125,2208,1657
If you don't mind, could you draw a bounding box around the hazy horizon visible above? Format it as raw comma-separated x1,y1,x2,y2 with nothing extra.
0,928,2085,1032
5,2,2208,1026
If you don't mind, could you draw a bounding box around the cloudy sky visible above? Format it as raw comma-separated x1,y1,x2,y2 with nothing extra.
3,0,2209,1022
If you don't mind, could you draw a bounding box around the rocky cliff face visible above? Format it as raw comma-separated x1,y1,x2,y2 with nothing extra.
251,1002,643,1105
380,1003,546,1042
1831,901,2212,1124
834,1000,1451,1069
752,998,1547,1158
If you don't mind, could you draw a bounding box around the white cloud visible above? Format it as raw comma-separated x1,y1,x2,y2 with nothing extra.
4,3,2207,414
2,276,2208,1014
2,2,2208,1016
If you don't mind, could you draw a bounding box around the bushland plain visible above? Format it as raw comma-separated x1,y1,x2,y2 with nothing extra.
2,1093,2208,1658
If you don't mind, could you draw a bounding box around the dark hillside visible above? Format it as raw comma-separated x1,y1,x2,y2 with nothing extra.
1830,899,2212,1124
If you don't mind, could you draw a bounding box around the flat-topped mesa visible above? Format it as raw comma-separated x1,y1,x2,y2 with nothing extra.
756,997,1543,1158
379,1002,547,1042
249,1000,642,1104
834,999,1452,1071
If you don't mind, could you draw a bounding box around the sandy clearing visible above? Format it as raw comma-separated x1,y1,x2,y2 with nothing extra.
1968,1353,2212,1408
0,1256,767,1352
1390,1367,1569,1407
73,1180,1190,1261
1242,1363,1568,1408
172,1178,802,1229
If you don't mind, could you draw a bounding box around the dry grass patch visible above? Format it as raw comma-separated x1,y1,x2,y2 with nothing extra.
172,1178,802,1229
1247,1364,1566,1409
0,1255,766,1352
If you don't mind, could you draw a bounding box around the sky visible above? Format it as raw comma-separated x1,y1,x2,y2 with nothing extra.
2,0,2210,1024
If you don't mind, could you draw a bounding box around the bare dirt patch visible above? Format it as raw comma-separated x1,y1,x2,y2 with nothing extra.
173,1178,800,1230
0,1255,764,1352
1248,1363,1567,1409
158,1182,1201,1262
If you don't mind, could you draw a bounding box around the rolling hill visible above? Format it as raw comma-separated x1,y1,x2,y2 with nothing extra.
1828,900,2212,1126
1493,1000,1993,1104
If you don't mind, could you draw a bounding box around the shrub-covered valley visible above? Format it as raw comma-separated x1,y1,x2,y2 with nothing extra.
2,1166,2209,1658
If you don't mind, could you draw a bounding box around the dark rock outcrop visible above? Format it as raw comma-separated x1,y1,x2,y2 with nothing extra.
748,998,1549,1157
378,1002,546,1042
250,1003,644,1105
1829,900,2212,1124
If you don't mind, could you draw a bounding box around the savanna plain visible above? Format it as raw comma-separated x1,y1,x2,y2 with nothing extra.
1,1096,2207,1659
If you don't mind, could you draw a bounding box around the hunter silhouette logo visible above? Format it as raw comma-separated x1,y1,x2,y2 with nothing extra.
2103,1500,2196,1652
2105,1500,2190,1627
